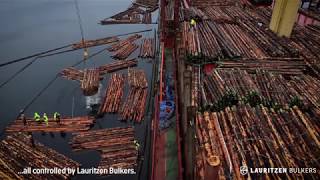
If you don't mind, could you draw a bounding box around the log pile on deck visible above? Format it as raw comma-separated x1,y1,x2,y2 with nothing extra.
6,116,94,133
99,73,125,114
108,34,142,52
190,0,233,7
139,38,155,58
292,24,320,75
120,69,148,122
218,58,306,75
181,6,300,62
70,127,137,170
72,36,119,49
195,105,320,179
112,43,139,60
60,60,137,95
0,133,80,180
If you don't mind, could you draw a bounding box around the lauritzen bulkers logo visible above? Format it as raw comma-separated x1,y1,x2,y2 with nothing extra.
240,166,248,175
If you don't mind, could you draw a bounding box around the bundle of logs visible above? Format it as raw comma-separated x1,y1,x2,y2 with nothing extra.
6,116,95,133
112,43,139,60
81,68,100,96
101,3,156,25
128,68,148,88
195,105,320,179
108,34,142,52
120,69,148,122
100,5,143,25
60,60,137,95
0,133,80,180
135,0,158,8
142,11,152,24
218,58,306,75
190,0,233,7
70,127,137,170
72,36,119,49
99,73,125,114
98,59,138,73
139,38,155,58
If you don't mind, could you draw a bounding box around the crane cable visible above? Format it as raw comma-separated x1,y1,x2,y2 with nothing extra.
74,0,88,59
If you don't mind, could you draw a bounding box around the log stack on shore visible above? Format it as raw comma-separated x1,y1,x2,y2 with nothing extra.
0,133,80,180
120,69,148,122
139,38,155,58
99,73,125,114
70,127,138,170
195,105,320,179
6,116,95,133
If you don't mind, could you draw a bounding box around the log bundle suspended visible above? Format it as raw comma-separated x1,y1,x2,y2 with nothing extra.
6,116,94,133
108,34,142,52
70,127,137,170
72,37,119,49
139,38,155,58
0,133,80,180
120,69,148,122
195,105,320,180
81,68,100,96
99,73,125,114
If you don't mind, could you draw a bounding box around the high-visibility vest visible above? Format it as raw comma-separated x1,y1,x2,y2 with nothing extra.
54,112,60,120
34,113,41,121
43,114,49,125
190,19,196,26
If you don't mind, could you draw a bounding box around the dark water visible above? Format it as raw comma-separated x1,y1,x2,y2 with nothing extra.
0,0,157,179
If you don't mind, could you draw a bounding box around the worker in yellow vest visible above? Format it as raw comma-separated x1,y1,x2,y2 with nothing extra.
54,112,61,124
134,140,140,151
34,112,41,122
43,113,49,126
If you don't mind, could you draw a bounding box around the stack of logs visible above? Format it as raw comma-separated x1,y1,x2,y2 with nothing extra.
72,36,119,49
70,127,137,170
190,0,233,7
218,58,306,75
142,11,152,24
203,69,298,107
0,133,80,179
292,24,320,76
181,6,300,61
6,116,95,133
99,73,125,114
60,60,137,95
108,34,142,52
139,38,155,58
112,41,139,60
81,68,100,96
100,5,143,25
120,69,148,122
195,105,320,179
